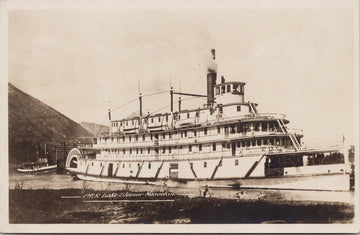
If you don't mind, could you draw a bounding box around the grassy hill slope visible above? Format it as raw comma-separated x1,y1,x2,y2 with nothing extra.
8,83,93,163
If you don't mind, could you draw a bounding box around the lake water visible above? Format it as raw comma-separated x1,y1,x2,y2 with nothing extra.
9,172,355,204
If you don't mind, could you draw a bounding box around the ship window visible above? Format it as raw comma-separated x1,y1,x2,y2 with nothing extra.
227,84,231,92
135,135,138,141
148,148,150,153
150,134,153,140
233,84,240,92
92,162,94,166
221,86,225,93
129,163,131,168
169,133,172,139
235,159,239,166
132,120,134,125
189,145,192,152
219,106,223,113
242,141,246,147
130,149,132,154
184,130,187,137
169,146,171,153
217,126,221,133
237,106,241,112
123,149,125,154
100,163,102,167
237,141,241,148
151,118,154,123
194,130,197,137
136,148,138,154
179,145,183,149
158,117,161,122
204,162,207,168
123,136,125,142
162,147,165,153
126,121,128,126
129,136,131,142
163,133,166,139
181,131,183,138
204,128,207,135
148,163,151,169
123,163,125,168
187,113,190,118
216,87,220,95
178,114,181,120
252,140,255,146
247,141,250,147
143,134,145,140
213,143,216,151
199,144,202,151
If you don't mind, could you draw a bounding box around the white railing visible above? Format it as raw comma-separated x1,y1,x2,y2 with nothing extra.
301,141,343,151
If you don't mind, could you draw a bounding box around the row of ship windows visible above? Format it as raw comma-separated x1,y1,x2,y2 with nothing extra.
105,122,282,143
90,159,240,169
111,105,245,127
101,138,293,155
215,83,244,95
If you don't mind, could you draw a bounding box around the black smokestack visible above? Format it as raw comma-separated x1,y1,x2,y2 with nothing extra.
207,49,217,106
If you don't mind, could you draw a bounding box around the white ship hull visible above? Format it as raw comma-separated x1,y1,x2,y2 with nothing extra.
17,164,57,173
65,49,353,202
73,171,349,191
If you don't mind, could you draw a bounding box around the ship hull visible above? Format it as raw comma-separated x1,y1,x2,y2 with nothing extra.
17,165,57,173
71,170,350,192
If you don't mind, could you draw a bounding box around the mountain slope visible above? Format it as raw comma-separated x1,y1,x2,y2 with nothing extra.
80,121,109,136
8,83,93,163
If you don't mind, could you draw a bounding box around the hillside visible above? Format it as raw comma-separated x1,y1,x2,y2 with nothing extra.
8,83,93,163
80,122,109,136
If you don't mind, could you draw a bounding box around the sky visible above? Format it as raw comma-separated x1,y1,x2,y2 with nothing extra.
7,4,357,145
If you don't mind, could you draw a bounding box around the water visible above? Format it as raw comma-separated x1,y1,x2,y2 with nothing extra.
9,172,354,204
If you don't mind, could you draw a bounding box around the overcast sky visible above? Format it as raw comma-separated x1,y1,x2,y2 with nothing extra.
8,4,357,144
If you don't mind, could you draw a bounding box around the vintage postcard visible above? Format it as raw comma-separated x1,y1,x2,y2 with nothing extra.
1,0,359,233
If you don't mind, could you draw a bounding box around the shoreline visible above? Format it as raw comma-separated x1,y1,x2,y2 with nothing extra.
9,188,355,224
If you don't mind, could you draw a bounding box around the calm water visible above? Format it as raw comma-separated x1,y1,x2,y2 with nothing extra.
9,172,354,204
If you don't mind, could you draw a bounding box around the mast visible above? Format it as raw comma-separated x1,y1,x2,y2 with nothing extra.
138,79,142,131
170,87,174,113
108,108,112,135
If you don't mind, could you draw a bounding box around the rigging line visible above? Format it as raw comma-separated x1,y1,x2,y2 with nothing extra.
142,90,168,98
149,96,206,115
95,115,109,137
149,104,171,115
110,97,138,112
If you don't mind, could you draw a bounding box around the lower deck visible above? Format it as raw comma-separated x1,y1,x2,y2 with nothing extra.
67,150,349,191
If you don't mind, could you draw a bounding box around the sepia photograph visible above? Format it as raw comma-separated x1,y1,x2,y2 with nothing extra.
1,0,359,233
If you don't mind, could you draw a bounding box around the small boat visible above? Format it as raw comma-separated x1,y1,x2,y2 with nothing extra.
17,143,57,173
17,161,57,173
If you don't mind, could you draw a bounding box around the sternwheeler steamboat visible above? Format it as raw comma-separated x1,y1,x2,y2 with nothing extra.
66,49,351,193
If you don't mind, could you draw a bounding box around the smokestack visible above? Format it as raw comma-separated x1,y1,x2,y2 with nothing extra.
207,49,217,106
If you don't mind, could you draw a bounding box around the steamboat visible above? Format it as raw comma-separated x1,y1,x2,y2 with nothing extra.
66,49,351,193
